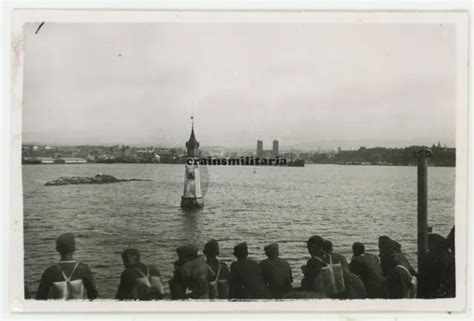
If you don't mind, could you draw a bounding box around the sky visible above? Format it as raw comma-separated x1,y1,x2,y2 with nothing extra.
22,22,457,150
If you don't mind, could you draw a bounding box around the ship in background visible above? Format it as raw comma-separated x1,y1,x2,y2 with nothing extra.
180,117,204,209
287,149,305,167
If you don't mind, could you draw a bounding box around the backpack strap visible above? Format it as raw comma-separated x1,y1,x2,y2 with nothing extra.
207,265,216,277
57,264,67,281
134,266,148,278
58,262,79,281
312,254,330,266
396,264,413,280
215,262,222,281
68,262,79,281
207,261,222,282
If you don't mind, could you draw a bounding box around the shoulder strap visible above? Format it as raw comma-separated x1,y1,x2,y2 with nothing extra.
215,262,222,281
57,264,67,281
312,256,324,264
396,264,413,279
207,261,222,281
312,255,330,266
60,262,79,281
207,265,216,277
69,262,79,281
57,262,79,281
134,266,148,278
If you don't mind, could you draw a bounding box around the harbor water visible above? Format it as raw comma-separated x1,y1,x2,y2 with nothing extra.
22,164,455,298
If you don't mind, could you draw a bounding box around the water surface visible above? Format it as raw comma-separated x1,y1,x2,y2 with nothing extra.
23,164,455,298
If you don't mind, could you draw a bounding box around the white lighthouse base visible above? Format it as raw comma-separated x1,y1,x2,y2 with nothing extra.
180,196,204,209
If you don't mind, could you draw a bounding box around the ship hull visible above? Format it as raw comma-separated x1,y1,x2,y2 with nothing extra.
288,159,305,167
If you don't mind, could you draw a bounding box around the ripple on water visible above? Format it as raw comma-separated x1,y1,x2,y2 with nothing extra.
22,164,455,298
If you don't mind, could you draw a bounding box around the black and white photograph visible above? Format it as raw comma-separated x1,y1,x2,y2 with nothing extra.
8,9,468,312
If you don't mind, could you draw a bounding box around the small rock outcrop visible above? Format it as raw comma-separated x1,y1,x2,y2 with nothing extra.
45,174,151,186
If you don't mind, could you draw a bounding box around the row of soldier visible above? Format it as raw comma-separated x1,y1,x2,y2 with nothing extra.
32,229,455,300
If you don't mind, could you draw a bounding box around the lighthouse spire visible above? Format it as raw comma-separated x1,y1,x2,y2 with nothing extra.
190,115,195,138
186,115,200,157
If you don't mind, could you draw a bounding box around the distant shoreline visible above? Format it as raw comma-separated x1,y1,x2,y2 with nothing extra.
21,162,455,168
21,144,456,167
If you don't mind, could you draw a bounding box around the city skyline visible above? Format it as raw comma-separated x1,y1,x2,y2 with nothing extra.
23,22,456,149
21,140,455,152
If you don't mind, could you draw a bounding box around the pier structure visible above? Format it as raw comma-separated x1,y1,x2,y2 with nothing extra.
415,147,432,291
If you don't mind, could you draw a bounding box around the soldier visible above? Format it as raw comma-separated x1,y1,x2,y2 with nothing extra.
386,250,417,298
203,239,230,299
260,243,293,299
169,246,188,300
35,233,98,300
302,235,366,299
115,248,164,300
230,242,271,299
349,242,387,298
378,235,393,276
301,235,328,292
418,234,455,298
323,239,350,272
169,245,209,299
379,236,417,277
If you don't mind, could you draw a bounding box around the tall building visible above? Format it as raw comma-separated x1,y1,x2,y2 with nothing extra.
272,140,279,157
257,140,263,158
186,123,200,158
256,139,279,158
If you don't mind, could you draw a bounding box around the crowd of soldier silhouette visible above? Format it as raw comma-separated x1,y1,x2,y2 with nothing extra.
29,227,455,300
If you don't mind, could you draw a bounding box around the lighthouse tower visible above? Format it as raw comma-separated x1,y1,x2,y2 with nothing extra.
185,120,200,158
181,117,204,209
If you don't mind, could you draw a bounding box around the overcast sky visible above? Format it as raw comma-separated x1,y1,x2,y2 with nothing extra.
23,22,456,149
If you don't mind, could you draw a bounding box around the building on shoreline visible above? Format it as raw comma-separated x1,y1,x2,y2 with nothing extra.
256,139,279,158
21,142,456,167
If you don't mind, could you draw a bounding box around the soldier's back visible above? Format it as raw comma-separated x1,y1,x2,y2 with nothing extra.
233,259,271,299
260,257,292,298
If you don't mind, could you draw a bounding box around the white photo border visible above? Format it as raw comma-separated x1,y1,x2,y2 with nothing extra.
8,8,469,313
